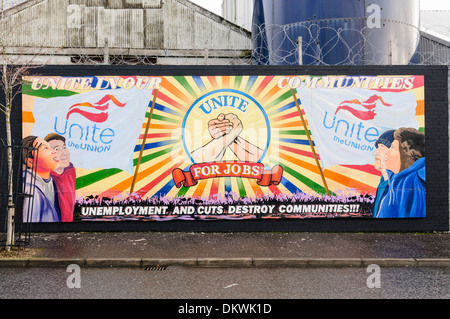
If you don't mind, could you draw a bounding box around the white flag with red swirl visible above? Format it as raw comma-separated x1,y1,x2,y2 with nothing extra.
296,88,420,169
31,88,152,174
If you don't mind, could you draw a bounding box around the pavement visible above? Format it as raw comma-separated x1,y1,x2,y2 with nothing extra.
1,231,450,268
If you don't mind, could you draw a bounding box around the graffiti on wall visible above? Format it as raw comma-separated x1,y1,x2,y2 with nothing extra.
22,75,425,222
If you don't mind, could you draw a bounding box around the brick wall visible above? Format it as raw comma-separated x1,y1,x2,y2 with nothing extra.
448,66,450,232
1,65,448,232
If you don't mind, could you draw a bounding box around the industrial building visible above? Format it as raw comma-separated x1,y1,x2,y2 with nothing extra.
420,10,450,65
250,0,450,66
1,0,449,66
222,0,253,31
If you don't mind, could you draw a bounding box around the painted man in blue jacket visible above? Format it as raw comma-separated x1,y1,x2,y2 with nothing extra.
373,128,425,218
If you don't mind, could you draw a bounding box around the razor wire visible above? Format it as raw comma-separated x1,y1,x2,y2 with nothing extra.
0,8,449,66
63,22,450,67
0,0,449,66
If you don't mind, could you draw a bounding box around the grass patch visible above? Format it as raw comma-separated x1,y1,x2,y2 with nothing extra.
0,247,38,259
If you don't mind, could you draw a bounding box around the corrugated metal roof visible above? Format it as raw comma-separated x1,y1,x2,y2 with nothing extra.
419,10,450,64
420,35,450,64
5,2,447,65
420,10,450,39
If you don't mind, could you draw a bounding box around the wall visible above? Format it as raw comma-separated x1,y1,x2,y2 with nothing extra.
0,65,448,232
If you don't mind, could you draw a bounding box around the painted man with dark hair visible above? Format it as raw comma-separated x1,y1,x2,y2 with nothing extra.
22,136,61,223
373,127,425,218
44,133,76,222
372,130,394,217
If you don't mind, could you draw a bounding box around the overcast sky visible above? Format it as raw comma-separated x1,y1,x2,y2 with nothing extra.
3,0,450,14
191,0,450,15
192,0,450,15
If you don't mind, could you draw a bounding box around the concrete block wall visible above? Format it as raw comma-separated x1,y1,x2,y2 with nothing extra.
448,66,450,231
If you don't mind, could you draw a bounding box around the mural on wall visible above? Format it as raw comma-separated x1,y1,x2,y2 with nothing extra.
21,75,425,222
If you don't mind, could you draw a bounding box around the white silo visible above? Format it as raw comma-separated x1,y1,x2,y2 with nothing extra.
222,0,253,31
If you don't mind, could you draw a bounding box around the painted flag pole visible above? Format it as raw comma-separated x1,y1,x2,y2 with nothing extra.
130,89,159,195
290,88,331,196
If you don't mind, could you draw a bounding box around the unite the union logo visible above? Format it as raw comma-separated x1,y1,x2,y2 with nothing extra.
172,89,283,188
66,94,126,123
53,94,128,154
